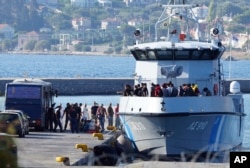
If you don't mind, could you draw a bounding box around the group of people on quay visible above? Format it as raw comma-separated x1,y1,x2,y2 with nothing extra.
46,101,120,133
123,81,213,97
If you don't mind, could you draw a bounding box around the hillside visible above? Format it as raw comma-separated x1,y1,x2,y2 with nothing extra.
1,0,250,53
223,51,250,60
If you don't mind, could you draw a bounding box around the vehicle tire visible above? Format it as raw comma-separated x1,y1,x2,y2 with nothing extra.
19,129,25,137
26,128,29,135
40,127,44,131
35,126,44,131
18,131,23,138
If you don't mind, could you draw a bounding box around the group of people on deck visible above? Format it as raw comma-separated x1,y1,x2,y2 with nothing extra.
123,81,212,97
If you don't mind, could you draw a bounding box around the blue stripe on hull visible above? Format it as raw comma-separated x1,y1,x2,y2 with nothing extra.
209,116,222,148
120,113,244,156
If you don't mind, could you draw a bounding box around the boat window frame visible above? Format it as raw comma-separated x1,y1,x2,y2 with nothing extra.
131,48,221,61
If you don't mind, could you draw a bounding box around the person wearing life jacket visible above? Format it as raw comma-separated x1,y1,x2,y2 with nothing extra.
191,83,200,96
213,83,218,95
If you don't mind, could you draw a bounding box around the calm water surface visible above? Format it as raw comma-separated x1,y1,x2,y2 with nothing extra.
1,53,250,78
0,54,135,78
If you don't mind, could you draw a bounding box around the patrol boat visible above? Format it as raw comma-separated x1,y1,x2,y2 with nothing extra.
118,0,246,160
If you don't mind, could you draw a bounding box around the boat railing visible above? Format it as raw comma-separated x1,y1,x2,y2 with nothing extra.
154,2,199,42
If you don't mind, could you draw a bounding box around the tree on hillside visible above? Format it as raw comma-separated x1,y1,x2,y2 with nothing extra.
28,8,44,31
74,43,83,51
71,8,90,18
120,25,136,35
112,0,126,8
0,0,12,23
35,40,51,51
234,10,250,25
82,45,91,52
0,0,27,28
207,0,217,21
0,0,45,31
25,40,37,51
1,40,15,51
48,13,72,31
58,0,71,8
15,5,30,31
226,24,246,33
217,2,243,18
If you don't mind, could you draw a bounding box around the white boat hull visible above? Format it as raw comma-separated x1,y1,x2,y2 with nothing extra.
119,96,245,157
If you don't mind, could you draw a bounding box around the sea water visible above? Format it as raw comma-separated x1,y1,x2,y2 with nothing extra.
0,54,250,79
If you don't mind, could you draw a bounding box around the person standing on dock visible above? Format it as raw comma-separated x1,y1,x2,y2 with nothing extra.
75,103,82,133
68,104,79,133
54,105,63,132
91,102,99,122
48,103,56,131
107,103,114,126
115,103,120,129
97,104,107,132
62,103,71,131
81,103,89,129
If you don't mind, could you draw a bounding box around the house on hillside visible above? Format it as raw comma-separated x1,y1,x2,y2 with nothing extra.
0,24,15,40
98,0,112,7
128,19,144,27
36,0,58,6
71,0,97,8
18,31,51,50
223,33,250,49
72,17,91,31
123,0,154,7
237,33,250,49
52,31,73,50
101,18,121,30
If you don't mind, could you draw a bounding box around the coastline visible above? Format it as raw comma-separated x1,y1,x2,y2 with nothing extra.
3,50,130,57
223,51,250,60
2,50,250,59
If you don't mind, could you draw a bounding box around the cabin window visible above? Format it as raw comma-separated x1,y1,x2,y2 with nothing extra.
133,50,147,60
156,50,173,60
191,50,201,59
131,48,220,60
174,50,190,59
147,51,157,59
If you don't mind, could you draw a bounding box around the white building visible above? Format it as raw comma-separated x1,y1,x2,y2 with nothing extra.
128,19,143,27
98,0,112,7
36,0,58,6
123,0,154,7
71,0,97,8
72,17,91,31
101,18,121,30
0,24,15,40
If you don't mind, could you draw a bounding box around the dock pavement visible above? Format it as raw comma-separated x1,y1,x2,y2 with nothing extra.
16,128,229,168
16,128,116,167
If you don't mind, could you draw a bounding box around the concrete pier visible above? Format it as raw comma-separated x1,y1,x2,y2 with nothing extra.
0,78,249,96
16,130,230,168
0,78,134,96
